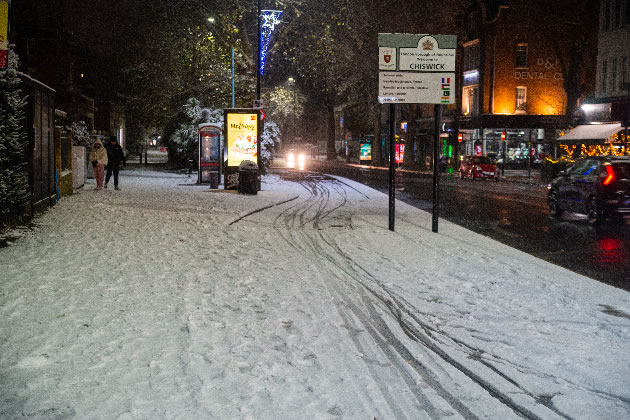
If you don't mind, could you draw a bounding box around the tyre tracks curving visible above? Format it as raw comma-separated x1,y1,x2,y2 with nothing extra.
232,174,571,419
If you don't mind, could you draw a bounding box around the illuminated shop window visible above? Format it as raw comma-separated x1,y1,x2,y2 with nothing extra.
515,86,527,113
462,85,479,116
515,44,528,68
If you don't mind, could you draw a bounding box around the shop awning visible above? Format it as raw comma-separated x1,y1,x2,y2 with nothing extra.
559,123,622,143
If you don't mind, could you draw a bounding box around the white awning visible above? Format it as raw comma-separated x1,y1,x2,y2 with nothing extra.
559,123,622,142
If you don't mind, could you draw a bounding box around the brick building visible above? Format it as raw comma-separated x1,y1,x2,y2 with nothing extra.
457,0,599,166
563,0,630,157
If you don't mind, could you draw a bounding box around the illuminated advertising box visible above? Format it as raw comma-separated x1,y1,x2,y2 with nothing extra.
224,108,262,190
226,112,258,167
395,144,404,164
360,143,372,161
0,1,8,69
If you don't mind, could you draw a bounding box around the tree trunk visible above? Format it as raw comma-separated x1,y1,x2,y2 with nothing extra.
326,103,337,160
403,104,418,168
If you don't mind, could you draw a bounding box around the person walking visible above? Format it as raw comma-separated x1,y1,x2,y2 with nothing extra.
104,136,126,190
89,139,108,190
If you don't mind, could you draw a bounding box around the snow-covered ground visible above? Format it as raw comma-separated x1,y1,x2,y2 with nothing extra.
1,168,629,419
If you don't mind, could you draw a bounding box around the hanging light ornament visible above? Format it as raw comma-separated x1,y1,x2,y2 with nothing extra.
259,10,282,76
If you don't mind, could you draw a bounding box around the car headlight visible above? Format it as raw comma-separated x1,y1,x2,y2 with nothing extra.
297,153,305,163
287,152,295,162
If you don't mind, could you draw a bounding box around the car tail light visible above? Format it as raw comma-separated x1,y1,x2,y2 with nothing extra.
602,164,615,185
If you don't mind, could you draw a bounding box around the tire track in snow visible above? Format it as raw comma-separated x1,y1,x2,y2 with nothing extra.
230,174,577,418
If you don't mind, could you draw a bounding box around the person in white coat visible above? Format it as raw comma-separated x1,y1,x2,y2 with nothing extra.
89,139,108,190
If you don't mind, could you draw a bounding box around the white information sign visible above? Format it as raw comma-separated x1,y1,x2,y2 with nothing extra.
378,33,456,104
378,72,455,104
399,36,456,72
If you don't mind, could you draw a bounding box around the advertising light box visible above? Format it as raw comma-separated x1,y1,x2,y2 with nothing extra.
226,112,258,167
360,143,372,161
0,1,8,69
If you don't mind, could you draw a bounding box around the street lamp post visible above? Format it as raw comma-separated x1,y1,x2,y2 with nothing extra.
256,0,261,101
623,83,630,156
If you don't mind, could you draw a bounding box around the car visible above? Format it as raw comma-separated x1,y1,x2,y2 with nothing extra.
285,148,308,170
547,156,630,224
459,155,500,180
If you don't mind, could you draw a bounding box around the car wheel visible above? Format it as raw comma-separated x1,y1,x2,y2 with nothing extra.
587,197,603,224
548,191,563,217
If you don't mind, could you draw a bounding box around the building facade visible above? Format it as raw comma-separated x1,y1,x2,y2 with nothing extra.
457,0,599,167
558,0,630,157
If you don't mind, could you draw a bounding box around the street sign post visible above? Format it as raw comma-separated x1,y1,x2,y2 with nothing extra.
378,33,456,233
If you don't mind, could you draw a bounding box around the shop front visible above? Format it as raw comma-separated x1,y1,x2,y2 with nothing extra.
557,122,628,158
458,115,563,169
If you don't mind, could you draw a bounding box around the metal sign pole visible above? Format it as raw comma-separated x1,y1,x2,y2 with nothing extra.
232,47,235,108
432,104,441,233
389,103,396,231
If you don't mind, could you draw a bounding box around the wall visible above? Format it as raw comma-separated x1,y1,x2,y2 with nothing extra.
477,0,598,117
19,73,57,212
72,146,85,189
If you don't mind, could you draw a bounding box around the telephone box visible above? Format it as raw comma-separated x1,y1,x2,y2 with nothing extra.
198,124,222,188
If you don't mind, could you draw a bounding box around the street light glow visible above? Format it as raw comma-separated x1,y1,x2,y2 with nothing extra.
207,17,215,23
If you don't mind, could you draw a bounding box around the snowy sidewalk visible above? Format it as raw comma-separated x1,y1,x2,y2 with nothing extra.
1,168,629,419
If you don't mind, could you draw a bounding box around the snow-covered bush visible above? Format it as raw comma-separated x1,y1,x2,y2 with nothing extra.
168,97,279,173
168,98,223,168
260,121,280,174
69,121,91,146
0,48,29,225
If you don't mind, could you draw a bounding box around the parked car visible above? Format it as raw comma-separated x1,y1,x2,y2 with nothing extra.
547,156,630,224
459,155,500,180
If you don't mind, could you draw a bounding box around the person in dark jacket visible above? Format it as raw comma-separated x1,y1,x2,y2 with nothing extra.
104,136,126,190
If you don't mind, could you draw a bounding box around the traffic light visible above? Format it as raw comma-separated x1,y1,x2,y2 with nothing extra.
458,133,463,142
501,131,506,141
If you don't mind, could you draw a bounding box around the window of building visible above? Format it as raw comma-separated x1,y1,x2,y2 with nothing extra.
612,58,618,93
462,85,479,116
463,41,481,72
515,86,527,113
615,0,622,27
626,0,630,25
604,0,611,30
623,56,629,90
602,60,608,94
516,44,528,68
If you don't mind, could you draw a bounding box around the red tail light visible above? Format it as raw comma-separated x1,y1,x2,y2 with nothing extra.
602,164,615,185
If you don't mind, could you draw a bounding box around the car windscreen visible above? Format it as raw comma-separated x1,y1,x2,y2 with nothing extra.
472,157,494,164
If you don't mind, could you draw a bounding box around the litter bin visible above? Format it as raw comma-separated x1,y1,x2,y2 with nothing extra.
238,160,258,195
